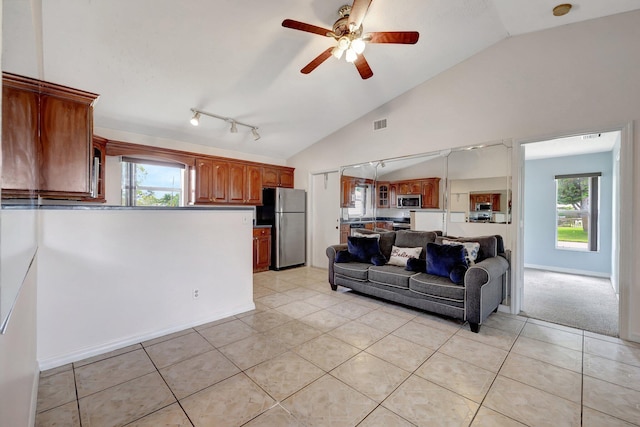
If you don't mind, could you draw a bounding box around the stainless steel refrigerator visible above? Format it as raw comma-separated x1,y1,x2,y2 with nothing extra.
256,188,306,270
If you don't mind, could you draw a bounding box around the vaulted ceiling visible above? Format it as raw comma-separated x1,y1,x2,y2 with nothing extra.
4,0,640,160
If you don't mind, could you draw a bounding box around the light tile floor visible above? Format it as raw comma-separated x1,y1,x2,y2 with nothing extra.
35,267,640,427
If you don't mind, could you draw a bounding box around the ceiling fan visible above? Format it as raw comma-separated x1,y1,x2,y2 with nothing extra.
282,0,419,79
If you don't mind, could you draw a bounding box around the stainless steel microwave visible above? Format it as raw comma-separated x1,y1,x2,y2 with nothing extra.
397,194,422,207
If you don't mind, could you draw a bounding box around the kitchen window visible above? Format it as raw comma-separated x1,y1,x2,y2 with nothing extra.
121,158,186,206
555,173,600,251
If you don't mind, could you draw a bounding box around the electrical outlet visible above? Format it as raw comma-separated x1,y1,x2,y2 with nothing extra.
192,289,200,300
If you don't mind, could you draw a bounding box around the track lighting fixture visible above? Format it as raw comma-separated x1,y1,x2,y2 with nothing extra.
190,108,261,141
190,111,200,126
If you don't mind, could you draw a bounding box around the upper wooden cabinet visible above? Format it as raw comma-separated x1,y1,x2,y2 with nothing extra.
377,182,390,208
263,166,294,188
2,73,99,199
420,178,441,209
341,176,356,208
229,162,262,205
470,193,501,211
397,181,422,195
195,158,230,204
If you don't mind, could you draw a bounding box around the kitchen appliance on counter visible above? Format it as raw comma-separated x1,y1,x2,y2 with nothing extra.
256,188,306,270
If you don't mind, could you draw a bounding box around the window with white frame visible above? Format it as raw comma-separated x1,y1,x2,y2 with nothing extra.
121,158,185,206
555,173,600,251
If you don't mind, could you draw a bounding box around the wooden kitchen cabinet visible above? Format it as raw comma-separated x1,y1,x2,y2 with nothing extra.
341,176,356,208
1,77,39,194
229,162,262,204
389,184,397,207
469,193,501,211
376,221,394,231
81,135,107,202
263,166,294,188
253,227,272,272
377,182,390,208
397,180,422,195
421,178,441,209
2,73,99,199
340,224,350,244
195,158,229,203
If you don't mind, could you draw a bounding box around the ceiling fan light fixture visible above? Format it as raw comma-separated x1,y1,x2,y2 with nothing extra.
331,46,344,59
351,38,365,54
345,48,357,63
251,128,261,141
337,36,350,50
190,111,200,126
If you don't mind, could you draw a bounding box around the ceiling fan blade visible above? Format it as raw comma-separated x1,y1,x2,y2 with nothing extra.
282,19,332,37
348,0,373,30
301,48,333,74
366,31,420,44
354,54,373,80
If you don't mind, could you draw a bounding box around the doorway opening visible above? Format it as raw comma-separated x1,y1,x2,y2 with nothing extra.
520,130,621,336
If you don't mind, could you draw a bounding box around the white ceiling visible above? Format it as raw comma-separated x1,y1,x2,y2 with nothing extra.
524,131,619,160
3,0,640,160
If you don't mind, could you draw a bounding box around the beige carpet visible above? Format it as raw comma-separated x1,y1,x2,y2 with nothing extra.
521,268,619,337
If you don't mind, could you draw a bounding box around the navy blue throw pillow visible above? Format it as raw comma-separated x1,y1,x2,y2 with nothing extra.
347,236,384,264
449,264,468,285
405,258,426,273
335,250,352,263
426,243,467,278
371,253,387,266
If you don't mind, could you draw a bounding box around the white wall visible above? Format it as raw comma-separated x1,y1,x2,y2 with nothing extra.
289,11,640,341
524,152,613,276
0,258,38,427
38,208,254,369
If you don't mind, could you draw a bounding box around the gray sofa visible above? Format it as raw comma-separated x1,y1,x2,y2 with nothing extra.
326,229,510,332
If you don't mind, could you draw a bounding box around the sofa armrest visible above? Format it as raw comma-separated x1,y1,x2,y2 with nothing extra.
464,256,510,325
326,244,348,286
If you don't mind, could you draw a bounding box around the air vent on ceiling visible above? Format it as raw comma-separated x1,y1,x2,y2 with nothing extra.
373,118,387,131
582,133,602,139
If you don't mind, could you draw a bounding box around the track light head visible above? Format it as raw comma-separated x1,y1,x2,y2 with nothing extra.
230,121,238,133
251,128,261,141
190,111,200,126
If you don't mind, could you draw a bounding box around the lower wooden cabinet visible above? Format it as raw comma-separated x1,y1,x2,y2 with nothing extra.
253,227,272,272
340,224,350,244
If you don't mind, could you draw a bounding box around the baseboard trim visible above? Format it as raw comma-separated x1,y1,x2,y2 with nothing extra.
37,302,256,371
524,264,610,278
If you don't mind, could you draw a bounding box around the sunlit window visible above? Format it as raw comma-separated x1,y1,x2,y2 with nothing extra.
555,173,600,251
121,158,185,207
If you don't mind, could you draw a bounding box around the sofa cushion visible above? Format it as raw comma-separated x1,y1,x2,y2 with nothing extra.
334,262,371,281
442,239,480,265
388,246,423,267
368,265,417,289
352,228,396,260
395,230,437,260
436,235,498,262
426,243,467,278
405,258,426,273
335,250,352,263
409,273,465,303
449,264,468,285
347,236,385,264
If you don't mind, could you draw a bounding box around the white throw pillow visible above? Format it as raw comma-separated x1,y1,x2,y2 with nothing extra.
351,231,380,239
388,246,423,267
442,239,480,265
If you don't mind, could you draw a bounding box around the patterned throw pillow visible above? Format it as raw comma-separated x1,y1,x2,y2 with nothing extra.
442,239,480,265
388,246,423,267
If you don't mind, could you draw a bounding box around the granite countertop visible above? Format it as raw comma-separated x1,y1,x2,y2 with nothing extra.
253,224,272,229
